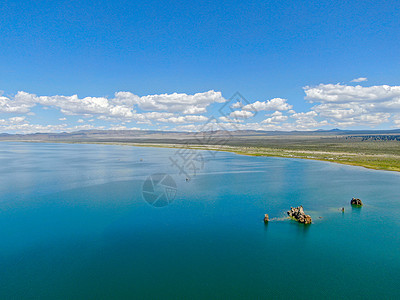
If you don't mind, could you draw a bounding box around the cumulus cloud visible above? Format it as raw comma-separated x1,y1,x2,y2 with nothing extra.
231,102,242,109
219,116,244,123
157,115,209,124
0,90,225,118
304,83,400,104
0,90,228,131
289,111,329,129
351,77,368,83
229,110,255,119
9,116,26,124
141,112,174,119
2,84,400,133
304,83,400,127
271,111,283,117
115,90,226,114
393,116,400,127
0,116,26,125
0,92,36,113
261,111,288,124
261,113,288,124
242,98,292,112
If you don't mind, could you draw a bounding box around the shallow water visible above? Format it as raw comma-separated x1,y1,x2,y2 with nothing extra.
0,142,399,299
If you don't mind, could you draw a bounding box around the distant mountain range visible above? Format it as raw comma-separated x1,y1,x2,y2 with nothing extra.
1,129,399,145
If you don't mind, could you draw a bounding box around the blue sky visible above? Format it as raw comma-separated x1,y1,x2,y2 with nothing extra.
1,0,400,133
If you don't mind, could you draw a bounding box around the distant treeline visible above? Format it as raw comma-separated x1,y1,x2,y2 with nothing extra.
346,135,400,141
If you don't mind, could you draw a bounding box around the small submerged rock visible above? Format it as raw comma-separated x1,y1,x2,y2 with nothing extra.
351,198,363,206
264,214,269,223
287,206,312,224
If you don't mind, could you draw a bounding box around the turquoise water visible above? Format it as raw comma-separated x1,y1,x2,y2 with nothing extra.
0,142,399,299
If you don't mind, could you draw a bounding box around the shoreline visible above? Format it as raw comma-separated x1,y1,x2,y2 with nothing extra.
3,140,400,173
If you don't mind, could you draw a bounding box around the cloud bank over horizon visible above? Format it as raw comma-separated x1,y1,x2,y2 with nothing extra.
1,82,399,134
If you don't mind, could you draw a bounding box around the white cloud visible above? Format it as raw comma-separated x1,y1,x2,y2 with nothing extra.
229,110,255,119
287,111,327,129
0,117,26,125
219,116,243,123
242,98,292,112
304,83,400,104
291,111,318,119
9,116,26,124
158,115,209,124
231,102,242,109
141,112,174,119
0,92,36,113
115,90,226,114
0,90,225,119
271,111,283,116
262,114,288,124
109,125,127,130
393,116,400,127
351,77,368,83
2,84,400,133
175,120,323,132
304,83,400,127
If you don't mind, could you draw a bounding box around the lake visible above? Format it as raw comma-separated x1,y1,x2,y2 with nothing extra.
0,142,399,299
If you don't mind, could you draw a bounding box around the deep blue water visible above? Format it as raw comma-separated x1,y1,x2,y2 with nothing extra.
0,142,399,299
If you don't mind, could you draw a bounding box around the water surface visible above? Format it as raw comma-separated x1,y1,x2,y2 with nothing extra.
0,142,399,299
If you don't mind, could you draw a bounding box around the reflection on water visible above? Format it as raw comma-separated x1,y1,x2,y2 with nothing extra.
351,205,363,215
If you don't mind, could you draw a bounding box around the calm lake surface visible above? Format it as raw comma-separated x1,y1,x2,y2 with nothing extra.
0,142,399,299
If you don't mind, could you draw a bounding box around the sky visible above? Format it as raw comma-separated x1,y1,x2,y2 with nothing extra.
1,0,400,133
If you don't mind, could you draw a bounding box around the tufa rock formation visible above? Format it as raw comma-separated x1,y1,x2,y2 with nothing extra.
287,206,312,224
350,198,363,206
264,214,269,223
